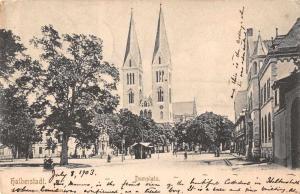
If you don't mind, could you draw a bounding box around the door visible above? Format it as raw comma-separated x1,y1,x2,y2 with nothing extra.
291,98,300,168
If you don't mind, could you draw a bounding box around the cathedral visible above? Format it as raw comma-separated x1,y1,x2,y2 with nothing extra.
122,6,173,123
122,6,197,124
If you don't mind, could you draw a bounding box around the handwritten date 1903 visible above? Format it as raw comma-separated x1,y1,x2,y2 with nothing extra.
71,169,96,178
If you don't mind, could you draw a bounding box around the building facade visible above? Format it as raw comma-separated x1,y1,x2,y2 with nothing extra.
273,71,300,168
122,6,173,123
234,18,300,164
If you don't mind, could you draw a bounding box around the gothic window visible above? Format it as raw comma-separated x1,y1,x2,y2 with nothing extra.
129,59,132,67
129,73,132,85
128,91,134,104
148,110,152,118
264,115,267,143
159,71,162,82
127,73,129,85
169,88,171,103
260,88,264,106
158,88,164,102
253,62,258,75
144,110,148,118
275,90,278,106
159,56,161,64
160,111,163,119
267,78,270,99
261,117,264,143
156,71,159,82
140,110,143,117
132,73,135,84
144,101,147,107
263,84,266,103
161,71,164,81
268,113,271,141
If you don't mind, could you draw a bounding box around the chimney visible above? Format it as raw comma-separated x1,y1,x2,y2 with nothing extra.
247,28,253,37
275,27,278,37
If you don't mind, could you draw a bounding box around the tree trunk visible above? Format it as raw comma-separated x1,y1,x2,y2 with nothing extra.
60,133,69,165
12,145,17,159
94,141,99,155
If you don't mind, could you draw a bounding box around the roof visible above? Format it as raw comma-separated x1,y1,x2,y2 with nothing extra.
252,33,268,57
273,70,300,90
277,18,300,49
248,39,271,58
268,18,300,56
131,142,153,147
172,100,197,116
123,10,142,67
152,5,171,64
0,144,8,149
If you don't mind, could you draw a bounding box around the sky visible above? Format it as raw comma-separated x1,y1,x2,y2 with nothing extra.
1,0,300,121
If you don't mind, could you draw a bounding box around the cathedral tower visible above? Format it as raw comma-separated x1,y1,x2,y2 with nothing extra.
151,5,172,123
122,9,143,115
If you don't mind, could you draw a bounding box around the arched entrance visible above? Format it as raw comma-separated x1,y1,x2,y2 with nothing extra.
291,97,300,168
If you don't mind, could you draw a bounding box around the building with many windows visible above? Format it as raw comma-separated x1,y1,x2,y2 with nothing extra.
234,18,300,164
122,6,194,124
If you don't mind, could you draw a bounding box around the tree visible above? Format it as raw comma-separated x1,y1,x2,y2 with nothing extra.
29,25,119,165
174,112,234,151
0,29,26,81
0,86,41,159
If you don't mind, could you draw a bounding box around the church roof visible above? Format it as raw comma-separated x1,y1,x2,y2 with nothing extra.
173,100,197,116
152,5,171,64
123,9,142,67
268,18,300,56
252,32,268,57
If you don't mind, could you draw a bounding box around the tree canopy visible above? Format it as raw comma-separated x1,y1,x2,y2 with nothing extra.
27,25,119,165
175,112,234,150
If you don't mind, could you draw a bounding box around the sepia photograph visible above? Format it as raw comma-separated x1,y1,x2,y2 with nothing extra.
0,0,300,193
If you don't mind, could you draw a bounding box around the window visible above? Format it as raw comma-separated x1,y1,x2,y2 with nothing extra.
140,110,143,117
253,62,258,74
275,90,278,106
260,88,264,106
39,147,43,155
158,88,164,102
129,59,132,67
159,56,161,64
160,111,163,119
156,71,159,82
132,73,135,84
261,117,264,143
169,88,172,103
264,84,266,103
127,74,129,85
148,110,152,118
128,91,134,104
52,149,55,154
265,115,267,143
267,79,270,99
144,110,148,118
268,113,271,141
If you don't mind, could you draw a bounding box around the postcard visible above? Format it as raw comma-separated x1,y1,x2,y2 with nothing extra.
0,0,300,193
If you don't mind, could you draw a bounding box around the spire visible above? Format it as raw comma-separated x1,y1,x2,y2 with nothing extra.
123,8,142,67
152,4,171,64
252,31,268,57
